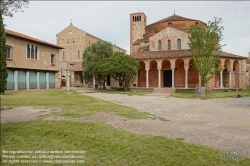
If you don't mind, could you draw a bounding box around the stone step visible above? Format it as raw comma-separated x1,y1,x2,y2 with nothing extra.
153,88,176,93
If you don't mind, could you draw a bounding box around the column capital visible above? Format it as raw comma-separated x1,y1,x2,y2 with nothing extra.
145,68,150,71
185,67,189,71
157,67,162,71
171,68,175,71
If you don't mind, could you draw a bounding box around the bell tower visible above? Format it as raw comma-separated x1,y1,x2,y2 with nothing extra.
130,12,147,55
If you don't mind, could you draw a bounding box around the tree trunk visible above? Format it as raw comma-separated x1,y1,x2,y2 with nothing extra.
102,78,106,90
123,81,127,91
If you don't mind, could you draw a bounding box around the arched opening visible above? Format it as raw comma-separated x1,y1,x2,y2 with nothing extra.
158,40,162,51
215,60,222,88
233,60,240,88
168,40,171,50
177,39,181,50
223,59,231,87
138,61,146,87
168,22,172,27
188,59,199,88
149,60,158,87
175,59,185,87
162,60,171,87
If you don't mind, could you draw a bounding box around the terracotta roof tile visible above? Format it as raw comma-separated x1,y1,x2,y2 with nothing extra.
149,14,205,26
246,58,250,64
133,49,247,60
70,62,83,71
5,29,64,49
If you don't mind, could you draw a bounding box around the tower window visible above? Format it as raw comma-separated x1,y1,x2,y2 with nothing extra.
168,40,171,50
158,40,162,51
177,39,181,50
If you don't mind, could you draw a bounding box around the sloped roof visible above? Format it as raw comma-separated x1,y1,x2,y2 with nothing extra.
148,13,205,26
70,62,83,71
246,58,250,64
5,29,64,49
134,49,247,60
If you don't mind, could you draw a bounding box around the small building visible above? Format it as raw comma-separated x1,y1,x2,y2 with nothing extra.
129,12,247,90
56,22,126,87
5,29,64,91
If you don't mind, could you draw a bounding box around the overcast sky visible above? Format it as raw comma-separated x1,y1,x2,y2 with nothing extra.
3,1,250,57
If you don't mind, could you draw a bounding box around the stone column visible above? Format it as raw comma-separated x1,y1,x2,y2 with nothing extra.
37,72,40,89
14,71,18,91
66,69,70,92
158,69,161,88
146,68,149,88
185,67,189,88
220,70,224,88
229,71,232,88
93,76,95,86
26,71,29,90
171,68,175,88
46,72,49,89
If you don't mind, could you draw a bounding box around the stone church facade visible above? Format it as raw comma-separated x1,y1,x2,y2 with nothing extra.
56,23,126,87
129,12,247,90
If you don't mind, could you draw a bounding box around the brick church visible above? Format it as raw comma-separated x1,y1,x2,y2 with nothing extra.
129,12,247,90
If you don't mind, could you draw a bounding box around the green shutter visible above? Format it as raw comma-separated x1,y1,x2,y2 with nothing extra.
39,72,46,89
18,70,26,89
7,69,14,90
29,71,37,89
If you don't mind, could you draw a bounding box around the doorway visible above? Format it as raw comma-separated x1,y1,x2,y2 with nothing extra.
163,70,172,87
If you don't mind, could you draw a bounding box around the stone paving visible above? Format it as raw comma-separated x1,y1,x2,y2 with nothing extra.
76,88,250,157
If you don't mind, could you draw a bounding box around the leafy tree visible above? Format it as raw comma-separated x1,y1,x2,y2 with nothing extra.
97,52,140,91
0,9,7,94
82,40,113,89
0,0,29,17
188,17,226,88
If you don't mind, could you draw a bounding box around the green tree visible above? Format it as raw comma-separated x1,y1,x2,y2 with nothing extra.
82,40,113,89
0,0,29,17
188,17,226,88
97,52,140,91
0,8,7,95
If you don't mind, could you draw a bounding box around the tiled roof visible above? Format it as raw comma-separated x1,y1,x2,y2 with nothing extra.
70,62,83,71
133,49,247,60
5,29,64,49
246,58,250,64
148,14,205,26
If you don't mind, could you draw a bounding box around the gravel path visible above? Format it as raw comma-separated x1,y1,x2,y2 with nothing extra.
78,89,250,157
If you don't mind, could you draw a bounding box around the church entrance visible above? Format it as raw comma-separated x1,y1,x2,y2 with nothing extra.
163,70,172,87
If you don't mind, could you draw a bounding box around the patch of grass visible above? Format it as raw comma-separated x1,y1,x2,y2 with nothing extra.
170,87,250,99
98,89,151,96
0,106,13,111
176,138,185,141
1,90,154,120
2,120,249,166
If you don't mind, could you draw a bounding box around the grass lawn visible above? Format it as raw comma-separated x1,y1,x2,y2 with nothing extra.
1,90,156,119
1,120,249,166
97,89,151,96
170,87,250,99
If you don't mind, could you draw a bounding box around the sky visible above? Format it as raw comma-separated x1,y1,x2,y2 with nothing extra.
3,1,250,57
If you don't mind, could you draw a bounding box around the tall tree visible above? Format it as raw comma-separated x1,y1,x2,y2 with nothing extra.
188,17,226,88
0,8,7,94
82,40,113,89
0,0,29,17
97,52,140,91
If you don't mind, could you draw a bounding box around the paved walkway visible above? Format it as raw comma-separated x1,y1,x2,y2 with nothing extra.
75,88,250,157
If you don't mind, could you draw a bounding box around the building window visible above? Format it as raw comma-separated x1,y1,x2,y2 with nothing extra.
51,54,55,65
158,40,162,51
168,22,172,27
27,44,38,59
168,40,171,50
78,50,80,59
63,52,65,60
177,39,181,50
6,46,12,59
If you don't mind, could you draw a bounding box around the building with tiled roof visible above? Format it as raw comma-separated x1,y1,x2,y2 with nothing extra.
56,22,126,87
129,12,247,90
5,29,64,90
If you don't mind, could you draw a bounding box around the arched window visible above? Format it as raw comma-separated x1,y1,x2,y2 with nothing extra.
168,22,172,27
158,40,162,51
177,39,181,50
78,50,80,59
168,40,171,50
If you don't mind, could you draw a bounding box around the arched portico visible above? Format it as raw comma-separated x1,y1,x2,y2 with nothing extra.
149,60,158,87
233,60,240,88
188,59,199,88
175,59,185,87
161,59,172,87
138,61,146,87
